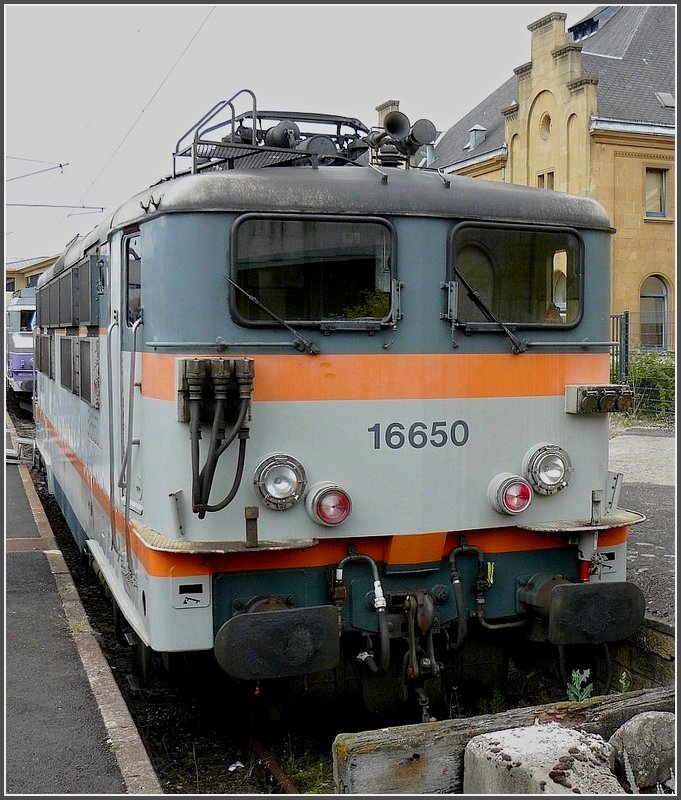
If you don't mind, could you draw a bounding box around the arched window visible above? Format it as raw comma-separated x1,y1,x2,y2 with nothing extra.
640,275,668,350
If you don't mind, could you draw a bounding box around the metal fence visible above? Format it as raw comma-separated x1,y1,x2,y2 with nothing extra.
611,311,675,426
610,312,630,383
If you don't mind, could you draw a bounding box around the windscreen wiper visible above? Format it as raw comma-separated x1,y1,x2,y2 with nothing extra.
454,270,526,354
226,276,320,354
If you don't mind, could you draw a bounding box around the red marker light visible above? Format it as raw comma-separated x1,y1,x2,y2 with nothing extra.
306,482,352,526
502,480,532,513
316,488,351,525
487,473,533,515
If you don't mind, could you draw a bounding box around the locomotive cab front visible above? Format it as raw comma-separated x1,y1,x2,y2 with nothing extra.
32,91,646,723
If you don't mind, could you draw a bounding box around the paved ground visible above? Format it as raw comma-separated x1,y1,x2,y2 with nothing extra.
608,426,675,625
608,426,675,486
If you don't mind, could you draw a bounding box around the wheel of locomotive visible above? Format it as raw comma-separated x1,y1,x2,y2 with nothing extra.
111,598,130,646
160,650,187,676
32,447,45,476
132,635,155,688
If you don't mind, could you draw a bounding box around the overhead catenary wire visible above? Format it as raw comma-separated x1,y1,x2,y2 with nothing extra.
6,7,215,260
77,5,216,207
6,156,66,164
6,163,70,182
7,203,104,210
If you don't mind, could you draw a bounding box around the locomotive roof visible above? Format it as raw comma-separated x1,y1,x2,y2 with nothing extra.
45,165,613,276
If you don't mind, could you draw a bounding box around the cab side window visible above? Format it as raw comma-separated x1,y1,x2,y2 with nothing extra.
125,233,142,325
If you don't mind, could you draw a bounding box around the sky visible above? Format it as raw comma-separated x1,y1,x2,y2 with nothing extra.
4,3,596,264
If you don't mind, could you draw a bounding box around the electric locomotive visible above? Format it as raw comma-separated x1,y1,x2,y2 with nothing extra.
33,89,645,720
6,287,37,413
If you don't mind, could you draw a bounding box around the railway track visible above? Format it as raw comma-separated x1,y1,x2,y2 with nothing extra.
6,391,335,794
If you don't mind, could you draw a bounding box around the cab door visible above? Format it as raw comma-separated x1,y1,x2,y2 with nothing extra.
106,229,144,578
119,231,144,519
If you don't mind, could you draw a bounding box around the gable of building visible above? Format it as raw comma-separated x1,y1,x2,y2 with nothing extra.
429,4,675,171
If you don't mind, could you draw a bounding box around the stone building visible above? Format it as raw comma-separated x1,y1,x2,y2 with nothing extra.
428,5,675,353
5,256,57,307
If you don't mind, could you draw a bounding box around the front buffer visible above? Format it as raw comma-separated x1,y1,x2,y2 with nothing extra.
517,572,646,645
214,604,339,680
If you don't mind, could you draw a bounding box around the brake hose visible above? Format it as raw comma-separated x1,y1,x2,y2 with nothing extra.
335,553,390,674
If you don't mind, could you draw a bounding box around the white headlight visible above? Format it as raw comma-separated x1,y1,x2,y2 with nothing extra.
523,443,573,495
253,454,307,510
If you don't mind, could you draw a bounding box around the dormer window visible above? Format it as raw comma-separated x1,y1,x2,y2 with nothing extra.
569,6,620,43
463,125,486,151
571,19,598,42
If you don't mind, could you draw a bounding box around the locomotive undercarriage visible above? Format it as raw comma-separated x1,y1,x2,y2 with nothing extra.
226,613,515,725
353,598,513,722
211,540,646,722
216,581,644,724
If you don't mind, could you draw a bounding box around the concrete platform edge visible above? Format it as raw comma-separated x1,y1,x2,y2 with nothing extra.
7,418,162,795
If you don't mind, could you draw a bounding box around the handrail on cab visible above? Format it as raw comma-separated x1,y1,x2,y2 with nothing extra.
172,89,257,176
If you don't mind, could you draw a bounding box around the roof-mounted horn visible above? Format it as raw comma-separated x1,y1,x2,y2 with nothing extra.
365,112,437,167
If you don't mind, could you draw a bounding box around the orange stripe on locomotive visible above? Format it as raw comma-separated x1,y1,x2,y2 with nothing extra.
141,351,611,402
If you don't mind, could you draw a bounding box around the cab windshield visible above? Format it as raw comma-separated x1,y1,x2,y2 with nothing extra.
232,215,394,328
450,223,582,327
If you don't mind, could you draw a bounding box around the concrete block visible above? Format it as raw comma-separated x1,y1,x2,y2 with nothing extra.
332,687,674,794
463,722,626,794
